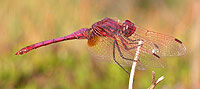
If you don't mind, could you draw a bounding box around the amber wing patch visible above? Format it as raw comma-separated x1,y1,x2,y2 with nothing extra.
88,34,99,47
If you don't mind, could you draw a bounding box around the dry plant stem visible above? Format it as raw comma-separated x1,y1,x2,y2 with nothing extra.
128,41,143,89
148,71,165,89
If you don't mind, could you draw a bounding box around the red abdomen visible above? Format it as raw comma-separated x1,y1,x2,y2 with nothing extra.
16,28,90,55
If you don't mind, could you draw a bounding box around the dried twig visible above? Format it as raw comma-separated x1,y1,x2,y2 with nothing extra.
128,40,164,89
128,41,143,89
148,71,165,89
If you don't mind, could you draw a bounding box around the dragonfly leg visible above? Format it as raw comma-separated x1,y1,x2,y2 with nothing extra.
115,41,138,62
123,42,143,50
122,36,160,58
120,35,161,59
118,38,143,51
113,40,129,74
119,35,138,44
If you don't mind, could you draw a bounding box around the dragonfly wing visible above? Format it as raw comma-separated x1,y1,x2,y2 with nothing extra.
114,25,187,68
132,25,187,57
87,25,186,70
88,35,167,70
87,36,146,70
114,36,166,69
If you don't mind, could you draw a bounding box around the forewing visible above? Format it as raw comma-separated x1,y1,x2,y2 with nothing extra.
116,25,187,68
132,25,187,57
114,36,166,69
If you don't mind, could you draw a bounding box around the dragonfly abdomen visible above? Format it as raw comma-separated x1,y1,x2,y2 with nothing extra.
16,28,90,55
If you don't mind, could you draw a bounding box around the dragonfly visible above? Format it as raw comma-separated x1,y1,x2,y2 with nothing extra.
16,17,186,73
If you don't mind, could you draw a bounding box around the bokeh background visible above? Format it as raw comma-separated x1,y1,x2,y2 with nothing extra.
0,0,199,89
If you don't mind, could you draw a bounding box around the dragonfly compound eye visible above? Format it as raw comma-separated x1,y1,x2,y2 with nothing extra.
122,20,136,37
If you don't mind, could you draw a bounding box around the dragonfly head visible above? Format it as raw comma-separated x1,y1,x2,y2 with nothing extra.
122,20,136,37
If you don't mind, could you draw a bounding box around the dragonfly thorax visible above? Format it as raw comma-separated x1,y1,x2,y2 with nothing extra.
91,17,122,37
122,20,136,37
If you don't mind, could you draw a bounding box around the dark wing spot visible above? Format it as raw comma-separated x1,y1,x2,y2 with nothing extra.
153,53,160,59
175,38,182,44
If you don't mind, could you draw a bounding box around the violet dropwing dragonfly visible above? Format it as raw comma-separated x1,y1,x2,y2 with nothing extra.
16,17,186,73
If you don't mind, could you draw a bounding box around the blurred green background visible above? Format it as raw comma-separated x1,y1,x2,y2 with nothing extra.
0,0,199,89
